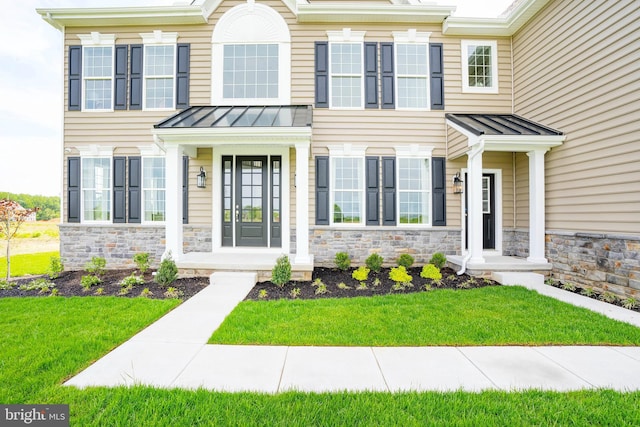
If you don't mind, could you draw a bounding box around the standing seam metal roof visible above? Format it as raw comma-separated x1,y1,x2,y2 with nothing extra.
445,113,563,136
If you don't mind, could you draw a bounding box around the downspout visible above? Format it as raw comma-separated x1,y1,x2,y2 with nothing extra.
457,141,484,275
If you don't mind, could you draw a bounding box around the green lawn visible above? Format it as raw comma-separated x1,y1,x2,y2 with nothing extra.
0,250,59,277
210,286,640,346
2,296,640,425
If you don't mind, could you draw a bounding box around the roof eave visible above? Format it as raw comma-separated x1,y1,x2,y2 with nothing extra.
36,6,207,30
443,0,551,36
297,4,455,24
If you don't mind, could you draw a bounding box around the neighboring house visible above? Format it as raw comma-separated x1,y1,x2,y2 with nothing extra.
39,0,639,295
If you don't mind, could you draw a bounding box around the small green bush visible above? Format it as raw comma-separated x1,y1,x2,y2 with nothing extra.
420,264,442,281
133,252,151,274
164,287,184,299
119,273,146,287
365,253,384,273
0,279,14,290
80,275,101,290
47,256,64,279
334,252,351,271
84,256,106,277
155,252,178,287
389,265,413,286
396,253,415,268
429,252,447,269
19,278,55,293
272,255,292,288
352,266,370,282
139,288,153,298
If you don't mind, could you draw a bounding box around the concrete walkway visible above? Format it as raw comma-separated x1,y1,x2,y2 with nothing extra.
65,272,640,393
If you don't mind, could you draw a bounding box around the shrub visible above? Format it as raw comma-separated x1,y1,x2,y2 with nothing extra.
119,273,146,287
334,252,351,271
164,287,184,299
351,266,370,282
337,282,351,290
20,278,55,293
290,288,301,299
155,252,178,287
94,287,104,296
47,256,64,279
80,275,101,290
365,253,384,273
0,279,14,290
139,288,153,298
271,255,292,288
389,266,413,287
623,297,637,310
258,289,268,299
118,285,132,296
315,283,328,295
420,264,442,281
396,253,414,268
429,252,447,269
133,252,151,274
84,257,106,277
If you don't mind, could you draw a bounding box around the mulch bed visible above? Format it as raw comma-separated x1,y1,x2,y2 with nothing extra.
0,269,208,300
245,266,499,301
546,279,640,313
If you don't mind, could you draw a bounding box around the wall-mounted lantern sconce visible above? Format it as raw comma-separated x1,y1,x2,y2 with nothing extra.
452,172,464,194
197,167,207,189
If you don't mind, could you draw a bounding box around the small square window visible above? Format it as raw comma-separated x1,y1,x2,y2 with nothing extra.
461,40,498,93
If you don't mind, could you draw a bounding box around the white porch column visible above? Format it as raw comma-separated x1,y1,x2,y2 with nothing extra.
294,142,311,264
164,144,184,260
527,149,548,263
467,144,485,264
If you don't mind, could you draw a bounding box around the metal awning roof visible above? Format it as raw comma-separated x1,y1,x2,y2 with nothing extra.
445,113,563,136
155,105,312,129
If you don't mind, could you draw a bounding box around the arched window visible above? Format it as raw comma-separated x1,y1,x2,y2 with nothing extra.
211,2,291,105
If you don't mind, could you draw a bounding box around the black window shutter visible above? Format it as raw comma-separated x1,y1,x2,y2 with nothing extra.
129,44,143,110
128,157,141,223
114,45,128,110
366,156,380,225
67,157,81,223
380,42,395,109
429,43,445,110
432,157,446,226
382,157,396,225
315,42,329,108
176,43,190,110
315,156,330,225
113,157,126,223
68,46,82,111
364,42,378,109
182,156,189,224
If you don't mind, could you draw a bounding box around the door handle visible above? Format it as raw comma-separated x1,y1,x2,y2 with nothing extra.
235,205,240,223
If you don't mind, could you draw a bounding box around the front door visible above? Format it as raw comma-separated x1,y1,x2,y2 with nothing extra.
221,156,281,248
465,173,496,250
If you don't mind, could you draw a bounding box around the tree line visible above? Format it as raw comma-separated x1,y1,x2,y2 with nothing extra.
0,192,60,221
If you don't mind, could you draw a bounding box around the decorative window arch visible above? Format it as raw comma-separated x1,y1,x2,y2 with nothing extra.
211,2,291,105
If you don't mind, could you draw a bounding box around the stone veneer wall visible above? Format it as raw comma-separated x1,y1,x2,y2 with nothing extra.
309,227,461,266
503,228,530,258
546,231,640,298
59,224,212,270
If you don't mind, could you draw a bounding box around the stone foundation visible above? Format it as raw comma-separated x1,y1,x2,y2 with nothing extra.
309,226,461,266
59,224,212,270
545,231,640,298
503,228,530,258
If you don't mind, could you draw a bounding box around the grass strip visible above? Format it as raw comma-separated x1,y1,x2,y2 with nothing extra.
210,286,640,346
0,250,59,277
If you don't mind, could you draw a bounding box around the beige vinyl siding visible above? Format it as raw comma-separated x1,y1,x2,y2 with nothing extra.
446,126,468,160
513,0,640,234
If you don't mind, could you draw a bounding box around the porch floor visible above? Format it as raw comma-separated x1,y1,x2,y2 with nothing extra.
448,255,552,277
177,251,314,281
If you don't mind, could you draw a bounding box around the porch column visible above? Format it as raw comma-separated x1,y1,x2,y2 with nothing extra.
164,144,184,260
294,142,311,264
467,144,485,264
527,149,548,263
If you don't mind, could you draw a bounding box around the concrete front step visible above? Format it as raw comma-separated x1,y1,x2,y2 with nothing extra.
492,272,545,287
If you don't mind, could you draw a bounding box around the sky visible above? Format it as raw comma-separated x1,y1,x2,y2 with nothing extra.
0,0,513,197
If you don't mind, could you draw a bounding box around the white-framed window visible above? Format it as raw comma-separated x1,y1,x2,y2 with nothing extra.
81,157,112,222
482,176,491,214
141,31,178,110
331,156,365,225
398,158,431,225
461,40,498,93
211,3,291,105
394,30,430,109
144,44,176,109
78,33,115,111
223,44,279,99
142,157,166,222
330,42,363,108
